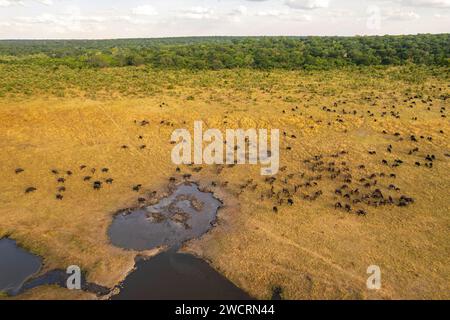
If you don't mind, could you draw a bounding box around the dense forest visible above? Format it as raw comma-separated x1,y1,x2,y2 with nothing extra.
0,34,448,70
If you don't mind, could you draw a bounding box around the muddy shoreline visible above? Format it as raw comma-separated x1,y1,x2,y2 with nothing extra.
1,178,249,300
107,179,251,300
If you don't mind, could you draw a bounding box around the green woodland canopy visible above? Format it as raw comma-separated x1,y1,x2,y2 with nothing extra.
0,34,448,70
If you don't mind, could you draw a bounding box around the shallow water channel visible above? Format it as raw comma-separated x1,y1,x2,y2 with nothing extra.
0,238,42,296
0,238,109,297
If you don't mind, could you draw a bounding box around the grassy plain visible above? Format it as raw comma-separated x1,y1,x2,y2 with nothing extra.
0,65,449,299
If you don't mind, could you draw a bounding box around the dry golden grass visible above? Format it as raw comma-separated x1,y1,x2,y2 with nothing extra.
0,67,449,299
7,286,97,300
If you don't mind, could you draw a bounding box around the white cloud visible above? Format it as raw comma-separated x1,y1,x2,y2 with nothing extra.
285,0,330,10
16,13,84,32
0,0,52,6
12,5,147,34
384,8,421,20
178,6,216,20
113,15,153,25
0,0,448,38
256,9,289,17
0,0,21,6
230,5,248,16
227,5,248,22
256,9,312,21
327,9,356,18
131,5,157,16
291,13,313,21
402,0,450,7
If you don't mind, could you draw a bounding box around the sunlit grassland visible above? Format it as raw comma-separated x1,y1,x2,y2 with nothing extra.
0,65,449,299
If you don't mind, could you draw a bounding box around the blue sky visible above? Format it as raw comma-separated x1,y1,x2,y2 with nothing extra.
0,0,449,39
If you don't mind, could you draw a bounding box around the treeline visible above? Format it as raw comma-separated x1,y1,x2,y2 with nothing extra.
0,34,448,70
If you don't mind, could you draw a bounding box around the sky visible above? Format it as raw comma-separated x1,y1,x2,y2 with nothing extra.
0,0,449,39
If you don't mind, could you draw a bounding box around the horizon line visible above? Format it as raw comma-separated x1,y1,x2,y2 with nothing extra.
0,32,448,41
